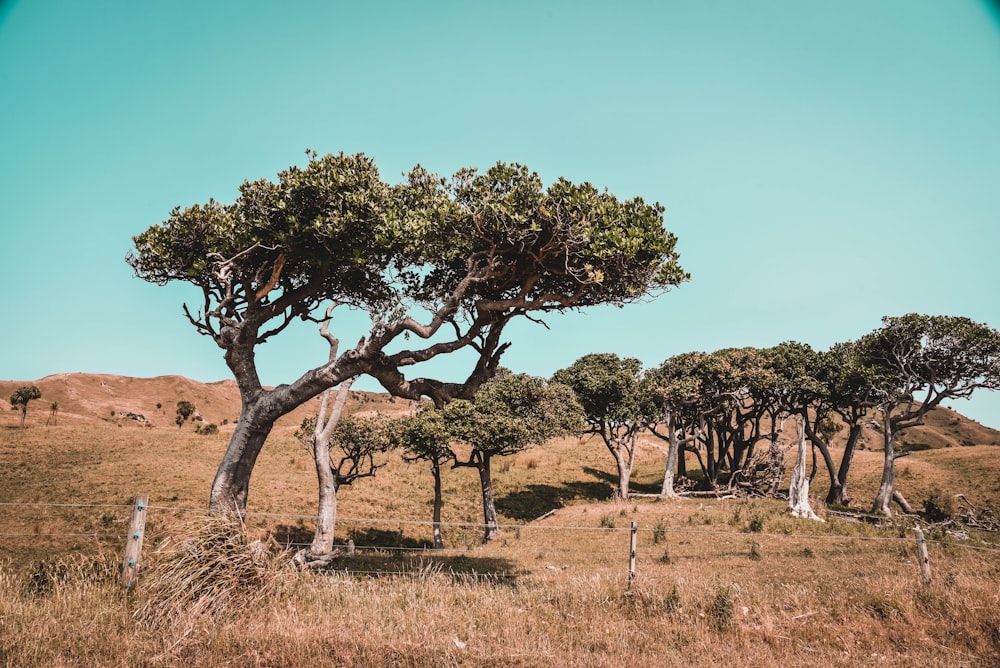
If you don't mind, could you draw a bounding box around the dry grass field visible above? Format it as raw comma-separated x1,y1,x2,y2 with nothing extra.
2,375,1000,666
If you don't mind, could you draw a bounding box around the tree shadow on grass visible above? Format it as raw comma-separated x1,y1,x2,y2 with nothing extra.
495,479,615,521
327,552,524,584
581,466,662,496
271,524,524,582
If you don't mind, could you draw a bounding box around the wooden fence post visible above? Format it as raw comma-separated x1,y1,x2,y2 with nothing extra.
913,524,931,587
121,495,149,589
628,521,638,588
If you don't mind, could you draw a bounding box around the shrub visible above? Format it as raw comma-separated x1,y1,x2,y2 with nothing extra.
708,583,738,631
652,519,667,544
923,486,956,521
25,553,117,595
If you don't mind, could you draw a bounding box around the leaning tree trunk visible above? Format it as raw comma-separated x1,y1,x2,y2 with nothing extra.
477,455,501,543
209,397,280,514
431,461,444,549
788,419,824,521
872,412,898,516
827,423,863,506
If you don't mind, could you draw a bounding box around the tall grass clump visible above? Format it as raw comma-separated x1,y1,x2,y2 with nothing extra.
707,583,738,631
25,552,118,595
134,514,292,627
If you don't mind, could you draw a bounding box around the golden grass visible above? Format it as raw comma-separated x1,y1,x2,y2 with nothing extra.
2,404,1000,666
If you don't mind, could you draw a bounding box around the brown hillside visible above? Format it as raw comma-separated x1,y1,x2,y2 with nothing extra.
2,373,997,447
0,373,418,433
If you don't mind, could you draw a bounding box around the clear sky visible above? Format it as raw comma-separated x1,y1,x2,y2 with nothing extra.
2,1,999,427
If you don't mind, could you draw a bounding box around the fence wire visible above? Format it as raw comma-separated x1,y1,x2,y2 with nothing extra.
1,499,998,584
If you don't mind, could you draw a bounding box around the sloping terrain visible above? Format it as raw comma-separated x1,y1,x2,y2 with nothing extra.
0,373,418,433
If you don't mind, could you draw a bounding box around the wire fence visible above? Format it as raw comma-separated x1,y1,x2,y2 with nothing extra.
2,498,999,586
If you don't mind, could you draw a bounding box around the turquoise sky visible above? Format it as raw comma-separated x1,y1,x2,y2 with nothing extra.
2,1,999,427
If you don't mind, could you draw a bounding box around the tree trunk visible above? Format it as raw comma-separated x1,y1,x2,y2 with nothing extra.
308,378,355,556
872,412,897,516
611,446,631,500
311,469,339,556
828,423,862,506
788,419,823,521
431,462,444,549
18,407,26,429
660,413,679,498
478,455,501,543
209,397,279,514
706,426,718,487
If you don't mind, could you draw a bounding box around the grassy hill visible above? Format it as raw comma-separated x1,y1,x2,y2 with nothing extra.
0,373,418,433
1,374,1000,666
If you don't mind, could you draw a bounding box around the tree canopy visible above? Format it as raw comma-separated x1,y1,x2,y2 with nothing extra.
9,385,41,429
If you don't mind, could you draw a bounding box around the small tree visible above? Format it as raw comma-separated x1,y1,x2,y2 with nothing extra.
47,401,59,426
446,372,582,543
552,354,652,500
296,411,392,564
394,406,452,549
10,386,41,428
176,401,196,430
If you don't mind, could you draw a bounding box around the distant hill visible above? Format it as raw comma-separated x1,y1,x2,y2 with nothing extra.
0,373,418,432
1,373,998,447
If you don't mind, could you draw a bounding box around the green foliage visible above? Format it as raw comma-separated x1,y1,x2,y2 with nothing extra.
708,583,738,631
858,314,1000,411
127,151,688,355
443,372,584,459
299,413,394,486
175,401,196,430
393,405,452,464
552,353,649,425
195,423,219,436
9,385,41,408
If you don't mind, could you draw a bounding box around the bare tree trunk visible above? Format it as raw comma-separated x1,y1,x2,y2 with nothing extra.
788,419,823,521
706,425,718,487
660,412,679,498
872,412,897,516
431,462,444,549
309,377,355,556
478,455,501,543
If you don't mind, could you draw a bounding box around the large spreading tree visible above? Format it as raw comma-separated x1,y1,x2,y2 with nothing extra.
858,314,1000,516
128,152,687,513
